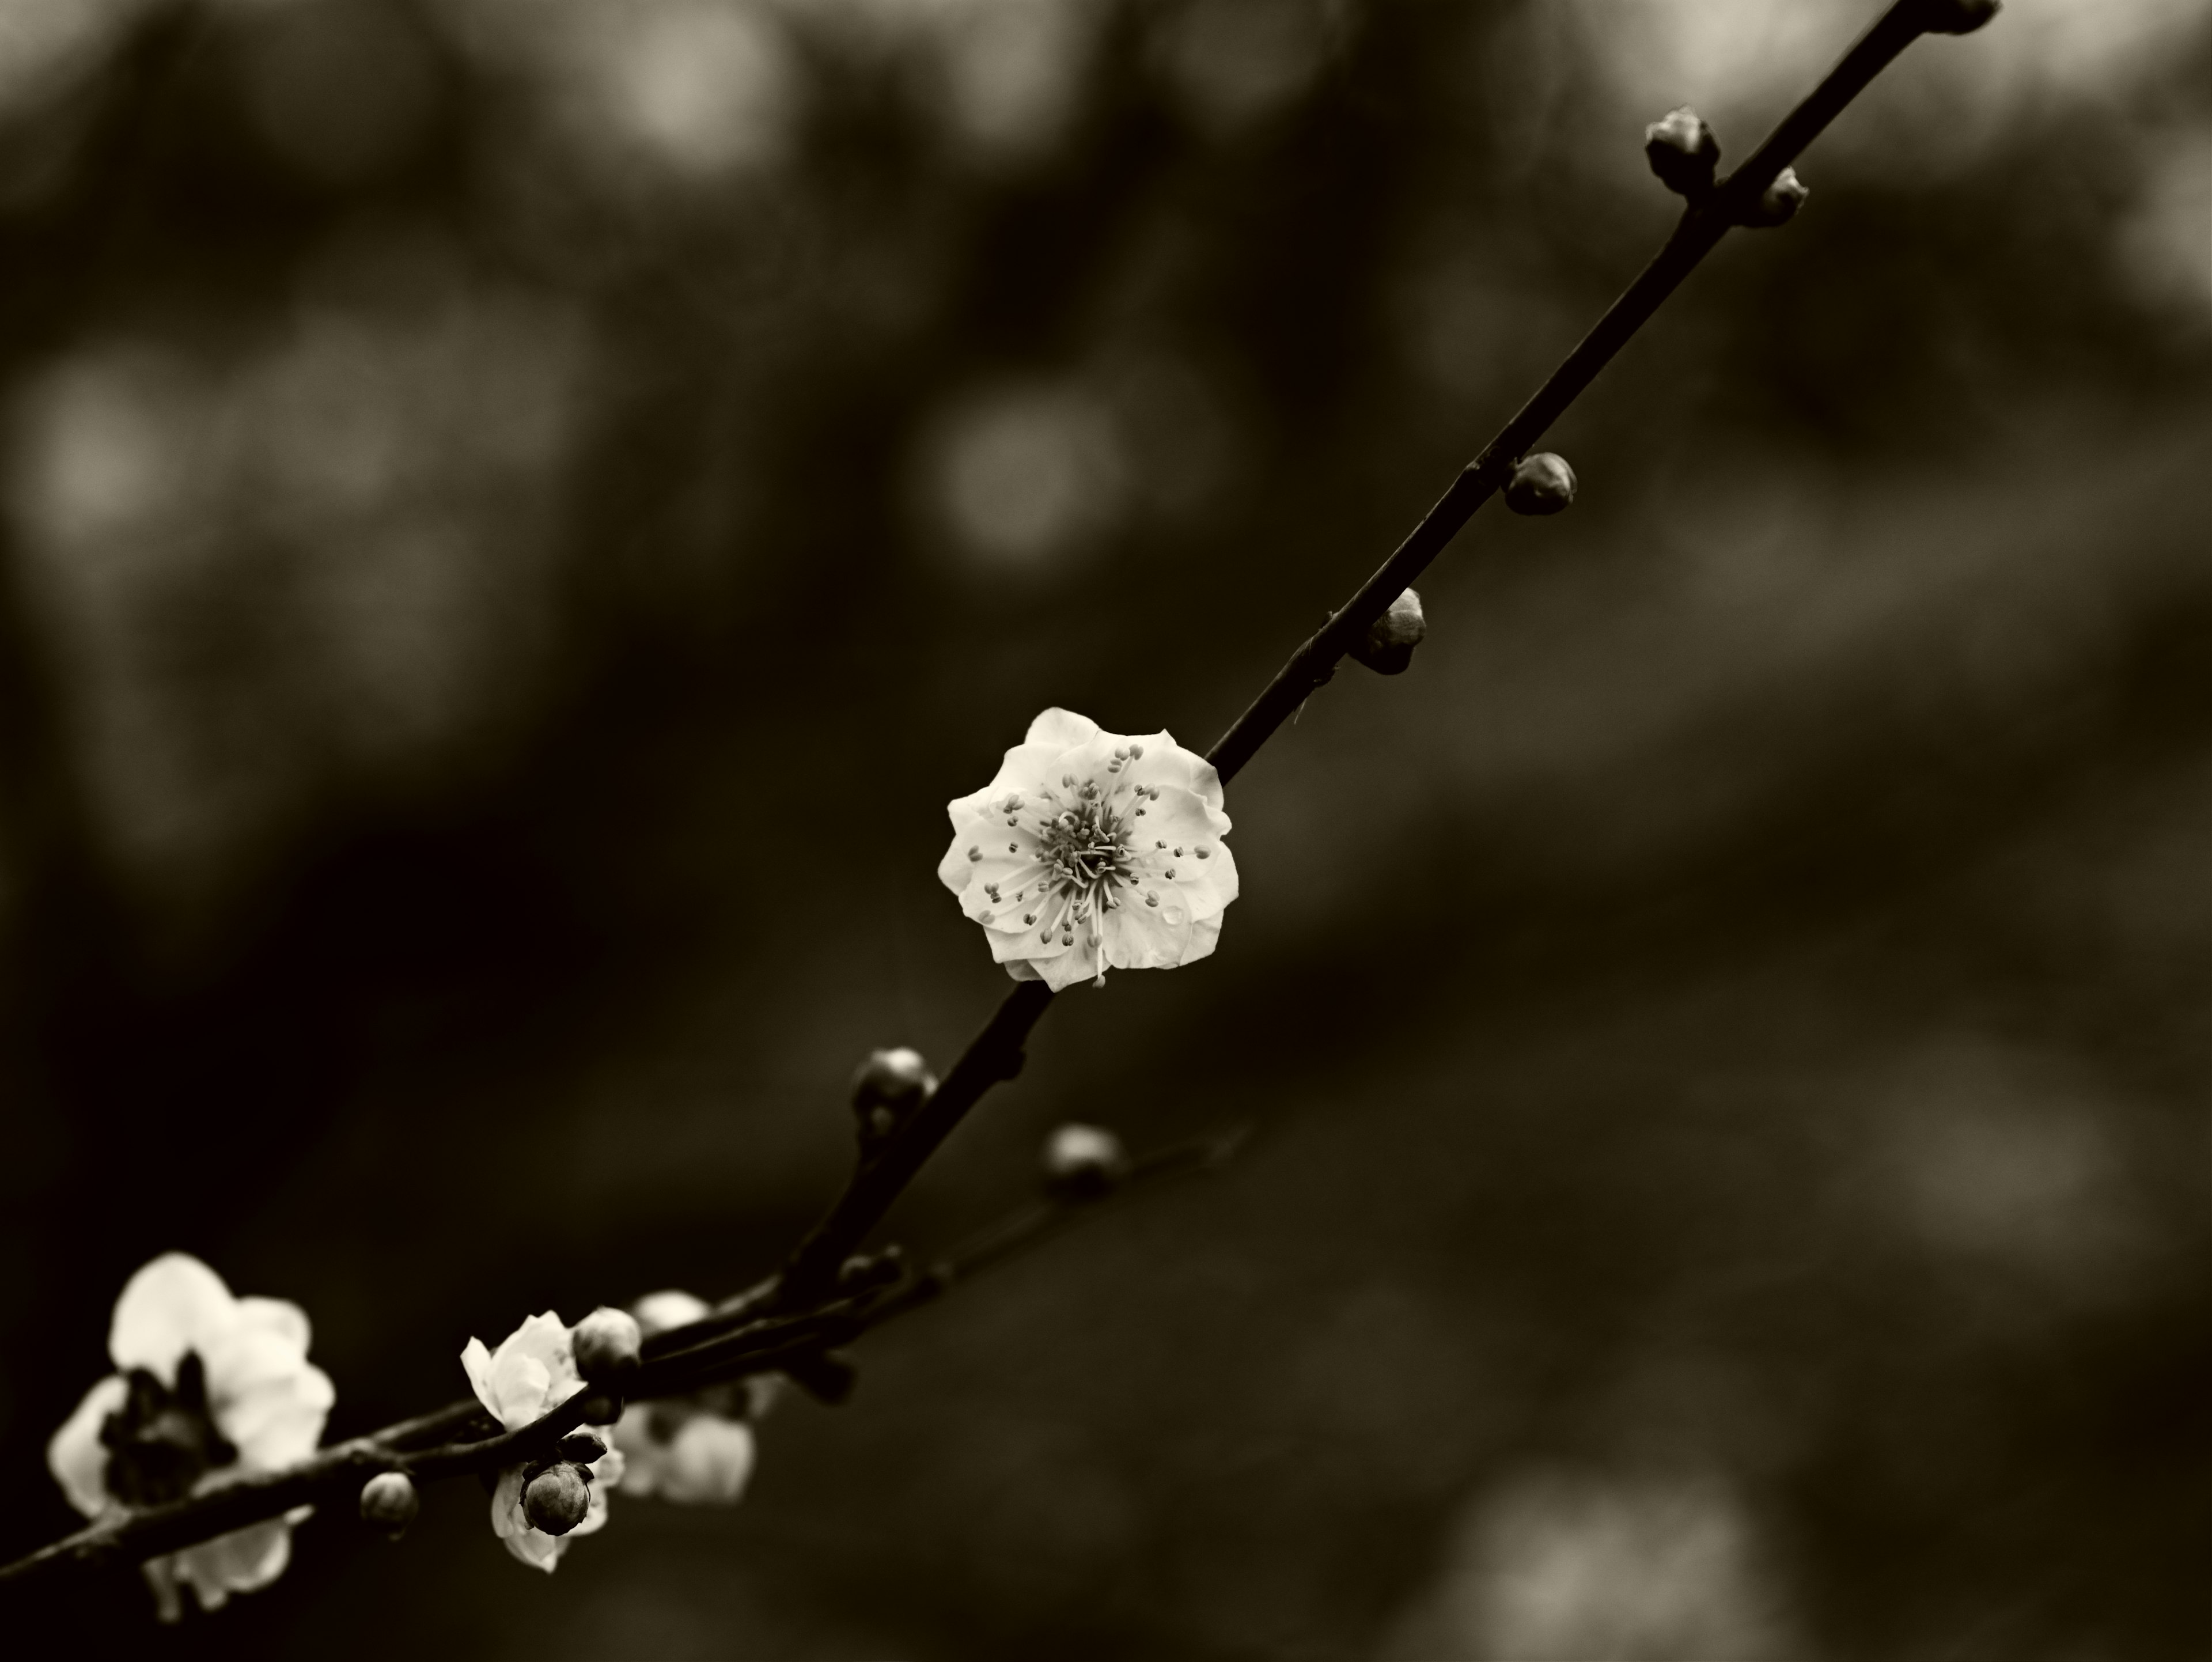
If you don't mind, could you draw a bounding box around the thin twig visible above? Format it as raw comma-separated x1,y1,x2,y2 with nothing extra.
744,0,1958,1319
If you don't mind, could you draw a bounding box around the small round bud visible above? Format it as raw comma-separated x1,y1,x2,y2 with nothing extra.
838,1243,906,1292
359,1471,420,1536
1737,166,1809,228
1644,107,1720,196
571,1305,642,1386
1921,0,1999,34
1042,1122,1130,1198
632,1288,711,1338
522,1462,592,1536
852,1046,937,1141
1350,589,1426,677
1505,453,1577,516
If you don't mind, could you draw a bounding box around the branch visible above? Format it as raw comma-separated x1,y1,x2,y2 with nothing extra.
0,1128,1241,1588
0,0,1991,1600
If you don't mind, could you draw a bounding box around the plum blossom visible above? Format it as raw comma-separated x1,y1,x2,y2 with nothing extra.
610,1289,774,1506
460,1312,626,1572
46,1253,335,1622
938,708,1238,990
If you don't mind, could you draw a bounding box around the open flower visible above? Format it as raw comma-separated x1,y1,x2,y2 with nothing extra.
610,1290,774,1506
46,1253,334,1622
460,1312,625,1572
937,708,1238,990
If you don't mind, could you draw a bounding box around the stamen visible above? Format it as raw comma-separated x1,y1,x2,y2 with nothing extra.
1196,846,1211,858
968,846,982,862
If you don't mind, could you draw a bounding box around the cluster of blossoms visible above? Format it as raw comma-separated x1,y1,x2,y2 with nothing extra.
39,717,1233,1618
460,1311,628,1572
47,1254,334,1622
938,709,1238,990
47,1259,775,1617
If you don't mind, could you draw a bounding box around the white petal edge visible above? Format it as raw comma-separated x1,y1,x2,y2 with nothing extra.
109,1254,236,1384
48,1373,127,1518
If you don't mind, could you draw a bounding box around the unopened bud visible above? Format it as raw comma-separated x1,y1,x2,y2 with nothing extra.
838,1244,906,1292
1737,166,1809,228
1922,0,1999,35
851,1046,936,1142
632,1288,711,1338
358,1471,420,1536
1644,107,1719,196
1505,453,1577,516
556,1430,608,1463
522,1462,592,1536
571,1306,642,1386
1042,1122,1129,1198
1350,589,1426,676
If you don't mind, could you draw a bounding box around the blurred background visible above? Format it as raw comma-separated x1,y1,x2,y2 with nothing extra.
0,0,2205,1655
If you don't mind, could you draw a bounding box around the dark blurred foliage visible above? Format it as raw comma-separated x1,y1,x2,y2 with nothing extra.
0,0,2206,1656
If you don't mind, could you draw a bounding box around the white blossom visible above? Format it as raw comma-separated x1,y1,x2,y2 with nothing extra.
46,1253,334,1622
937,707,1238,990
459,1312,626,1572
610,1289,772,1506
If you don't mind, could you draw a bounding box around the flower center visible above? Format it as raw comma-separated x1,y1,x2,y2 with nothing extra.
100,1351,236,1508
1030,784,1144,942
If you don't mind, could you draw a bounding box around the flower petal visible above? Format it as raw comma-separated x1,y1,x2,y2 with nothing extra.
218,1361,335,1471
570,1475,613,1538
490,1464,528,1539
502,1529,563,1572
1123,730,1226,815
109,1254,236,1383
1036,932,1103,990
661,1414,756,1505
1101,888,1195,970
1025,707,1101,750
231,1296,311,1355
48,1374,127,1518
173,1521,292,1610
460,1337,498,1418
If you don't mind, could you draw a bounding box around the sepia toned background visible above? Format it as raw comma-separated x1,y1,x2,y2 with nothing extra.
0,0,2205,1656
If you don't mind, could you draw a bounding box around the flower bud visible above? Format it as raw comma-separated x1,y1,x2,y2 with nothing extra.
1042,1122,1130,1198
1350,589,1425,676
632,1288,711,1338
522,1462,592,1536
571,1305,642,1386
556,1430,608,1463
1644,107,1719,196
1737,166,1809,228
851,1046,937,1142
359,1471,420,1536
1922,0,1999,34
837,1244,906,1293
1505,453,1577,516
